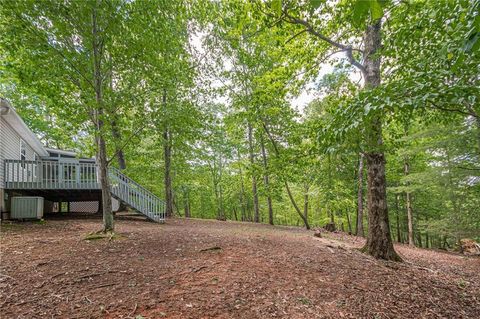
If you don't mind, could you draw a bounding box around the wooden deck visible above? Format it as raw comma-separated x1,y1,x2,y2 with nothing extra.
4,159,99,190
4,159,166,222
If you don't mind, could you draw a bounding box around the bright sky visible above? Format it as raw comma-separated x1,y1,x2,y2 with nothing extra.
190,32,360,115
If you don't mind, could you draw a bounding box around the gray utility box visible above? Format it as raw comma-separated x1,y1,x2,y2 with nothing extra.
11,197,44,219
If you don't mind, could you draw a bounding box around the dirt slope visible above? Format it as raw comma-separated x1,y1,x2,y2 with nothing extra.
1,218,479,318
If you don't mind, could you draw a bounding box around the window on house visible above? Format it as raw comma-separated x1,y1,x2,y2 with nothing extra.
20,139,26,168
20,140,26,161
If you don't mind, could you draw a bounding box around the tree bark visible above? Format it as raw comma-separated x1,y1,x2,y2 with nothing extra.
346,210,353,234
260,137,274,225
303,184,309,228
356,153,365,237
239,168,247,221
92,4,113,232
183,187,190,218
404,161,415,247
285,181,310,229
162,90,174,217
260,120,310,229
248,123,260,223
111,120,127,170
361,20,401,261
395,194,402,243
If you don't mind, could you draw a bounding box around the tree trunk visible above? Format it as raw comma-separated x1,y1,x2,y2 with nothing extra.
238,157,247,222
361,20,401,261
233,207,238,221
92,5,113,232
303,185,309,227
346,210,353,234
285,181,310,229
218,177,225,220
260,121,310,229
327,154,335,223
183,188,190,218
356,153,365,237
260,137,274,225
162,91,174,217
404,161,415,247
395,195,402,243
248,123,260,222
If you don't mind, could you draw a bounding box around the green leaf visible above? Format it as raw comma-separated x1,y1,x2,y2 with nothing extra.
352,0,370,25
370,0,383,21
271,0,282,16
309,0,322,10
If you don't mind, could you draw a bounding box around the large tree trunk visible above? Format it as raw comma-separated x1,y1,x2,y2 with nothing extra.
361,20,401,261
404,161,414,247
260,137,274,225
163,91,174,217
248,123,260,223
92,5,113,232
356,153,365,237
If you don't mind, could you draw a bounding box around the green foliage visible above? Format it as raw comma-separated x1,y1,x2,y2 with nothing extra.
0,0,478,246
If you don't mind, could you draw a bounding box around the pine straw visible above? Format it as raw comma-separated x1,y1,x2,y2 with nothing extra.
1,218,479,318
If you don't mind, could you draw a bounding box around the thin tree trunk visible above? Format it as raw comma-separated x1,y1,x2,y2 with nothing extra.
346,210,353,234
356,153,365,237
111,120,126,170
260,137,274,225
233,207,238,221
404,161,414,247
395,194,402,243
248,123,260,222
112,119,127,212
327,154,334,223
361,20,401,261
183,188,190,218
303,184,309,227
92,5,113,232
285,181,310,229
238,156,247,221
260,121,310,229
218,176,225,220
162,90,174,217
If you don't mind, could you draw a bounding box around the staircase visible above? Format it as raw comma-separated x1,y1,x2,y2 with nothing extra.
108,167,165,222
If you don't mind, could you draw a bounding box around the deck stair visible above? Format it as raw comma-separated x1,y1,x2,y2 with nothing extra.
4,159,166,222
108,167,165,222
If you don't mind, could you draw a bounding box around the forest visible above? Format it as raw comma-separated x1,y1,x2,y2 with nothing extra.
1,0,479,259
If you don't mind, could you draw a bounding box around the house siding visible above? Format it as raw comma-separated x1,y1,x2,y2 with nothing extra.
1,117,37,213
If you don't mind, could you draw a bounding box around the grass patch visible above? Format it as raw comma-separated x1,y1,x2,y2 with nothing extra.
84,231,125,241
297,296,312,306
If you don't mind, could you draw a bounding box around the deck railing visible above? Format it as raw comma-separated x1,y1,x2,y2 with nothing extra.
109,167,165,222
4,159,99,189
4,159,165,222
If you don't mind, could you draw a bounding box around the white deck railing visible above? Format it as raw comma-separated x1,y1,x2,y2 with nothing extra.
4,159,99,189
4,159,165,222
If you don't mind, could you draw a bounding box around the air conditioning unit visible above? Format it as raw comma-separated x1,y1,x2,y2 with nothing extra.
11,197,44,219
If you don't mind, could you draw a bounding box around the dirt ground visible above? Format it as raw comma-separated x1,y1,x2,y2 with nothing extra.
1,217,479,319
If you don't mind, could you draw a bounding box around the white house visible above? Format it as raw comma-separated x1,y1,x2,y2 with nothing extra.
0,98,164,222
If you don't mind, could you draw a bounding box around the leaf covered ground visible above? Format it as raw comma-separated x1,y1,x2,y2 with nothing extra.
1,217,479,318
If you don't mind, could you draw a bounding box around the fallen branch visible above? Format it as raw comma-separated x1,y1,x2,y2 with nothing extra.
192,266,208,273
91,283,116,289
200,246,222,252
